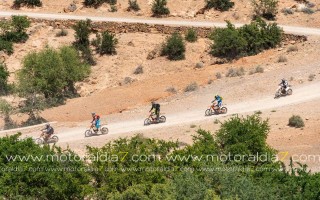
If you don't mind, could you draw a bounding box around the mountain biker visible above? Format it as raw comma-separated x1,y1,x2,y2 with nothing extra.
91,113,101,132
279,78,289,92
212,94,223,109
149,102,160,121
41,123,54,142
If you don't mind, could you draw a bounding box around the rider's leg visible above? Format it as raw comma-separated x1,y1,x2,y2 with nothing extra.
156,109,160,121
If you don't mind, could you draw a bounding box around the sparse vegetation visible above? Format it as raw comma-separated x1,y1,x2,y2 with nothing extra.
214,119,220,124
55,29,68,37
288,115,305,128
185,28,198,42
287,45,298,52
166,86,177,94
249,65,264,74
210,19,282,60
271,110,276,112
208,79,214,84
216,72,222,79
84,0,117,8
161,32,186,60
128,0,140,11
308,74,315,81
152,0,170,16
124,77,134,84
13,0,42,8
226,67,245,77
184,82,199,92
190,124,197,128
277,55,287,62
252,0,279,20
205,0,235,11
133,65,143,74
0,99,16,129
109,5,118,12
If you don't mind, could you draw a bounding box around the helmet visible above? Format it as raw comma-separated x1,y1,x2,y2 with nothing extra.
215,94,218,98
45,123,50,128
281,78,285,82
91,112,96,116
151,101,155,105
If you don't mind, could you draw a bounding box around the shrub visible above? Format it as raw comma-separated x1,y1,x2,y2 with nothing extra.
166,86,177,94
152,0,170,16
109,5,117,12
252,0,279,20
133,65,143,74
301,7,314,14
0,63,10,95
288,115,305,128
210,22,247,60
185,28,198,42
84,0,104,7
195,62,204,69
287,45,298,52
184,82,198,92
94,31,118,55
161,33,186,60
13,0,42,7
281,8,294,15
0,39,13,55
226,67,245,77
0,16,30,46
128,0,140,11
308,74,315,81
205,0,235,11
249,65,264,74
216,72,222,79
56,29,68,37
277,55,287,62
0,99,16,129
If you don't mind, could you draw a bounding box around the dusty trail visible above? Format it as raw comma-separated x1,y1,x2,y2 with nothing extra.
52,82,320,144
1,11,320,36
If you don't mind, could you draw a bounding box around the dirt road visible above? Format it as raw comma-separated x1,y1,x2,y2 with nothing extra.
24,82,319,145
1,11,320,36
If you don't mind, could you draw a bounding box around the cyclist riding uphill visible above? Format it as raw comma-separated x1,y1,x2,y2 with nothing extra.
91,112,101,132
149,102,160,121
41,123,54,141
279,78,289,91
212,94,223,109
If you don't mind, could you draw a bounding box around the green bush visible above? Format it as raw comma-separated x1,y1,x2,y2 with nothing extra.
152,0,170,16
0,63,10,95
0,99,16,129
128,0,140,11
252,0,279,20
55,29,68,37
161,32,186,60
210,19,282,60
13,0,42,7
93,31,118,55
185,28,198,42
84,0,116,7
288,115,305,128
205,0,235,11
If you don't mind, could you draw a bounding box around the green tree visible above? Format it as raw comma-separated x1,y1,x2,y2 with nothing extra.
205,0,235,11
128,0,140,11
0,63,10,95
152,0,170,16
161,32,186,60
